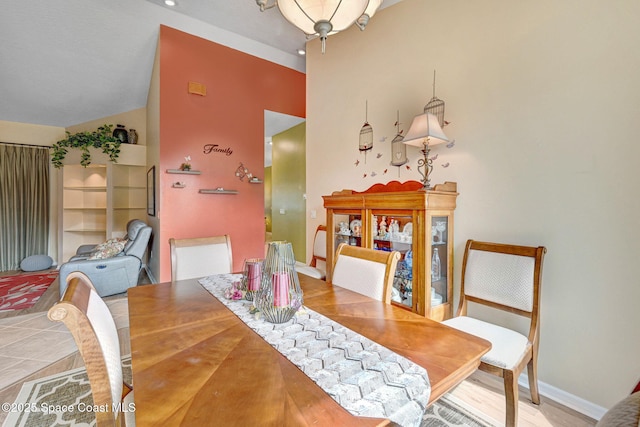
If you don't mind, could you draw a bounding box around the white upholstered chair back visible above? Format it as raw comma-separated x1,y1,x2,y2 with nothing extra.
169,235,233,281
331,243,400,303
296,226,328,280
443,239,546,427
48,272,132,427
312,226,327,272
464,249,536,313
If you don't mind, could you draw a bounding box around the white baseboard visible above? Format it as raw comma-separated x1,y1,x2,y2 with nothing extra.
144,266,157,284
518,374,607,421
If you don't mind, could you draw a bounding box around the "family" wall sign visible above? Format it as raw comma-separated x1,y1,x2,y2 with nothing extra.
203,144,233,156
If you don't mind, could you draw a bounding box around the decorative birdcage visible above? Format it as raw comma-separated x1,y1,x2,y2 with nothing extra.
359,100,373,162
241,258,264,301
424,70,445,128
254,241,303,323
390,110,407,170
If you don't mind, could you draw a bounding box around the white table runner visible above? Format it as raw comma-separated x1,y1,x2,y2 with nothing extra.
199,274,430,427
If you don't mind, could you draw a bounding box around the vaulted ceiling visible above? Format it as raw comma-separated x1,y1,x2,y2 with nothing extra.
0,0,403,128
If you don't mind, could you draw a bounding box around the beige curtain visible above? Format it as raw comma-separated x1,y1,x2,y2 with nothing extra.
0,143,50,271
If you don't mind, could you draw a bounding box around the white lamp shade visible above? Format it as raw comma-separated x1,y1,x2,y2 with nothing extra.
278,0,369,35
402,113,449,147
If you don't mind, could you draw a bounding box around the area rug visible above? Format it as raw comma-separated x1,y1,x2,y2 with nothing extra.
0,270,58,312
3,357,132,427
4,356,497,427
423,394,499,426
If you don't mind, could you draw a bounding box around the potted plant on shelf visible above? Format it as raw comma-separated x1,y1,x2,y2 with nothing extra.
50,124,121,168
180,156,192,171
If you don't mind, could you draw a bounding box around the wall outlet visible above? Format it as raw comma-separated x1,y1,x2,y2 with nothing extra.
279,208,286,215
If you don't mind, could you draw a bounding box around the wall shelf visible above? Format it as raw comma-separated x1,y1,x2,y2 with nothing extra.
199,188,238,195
166,169,201,175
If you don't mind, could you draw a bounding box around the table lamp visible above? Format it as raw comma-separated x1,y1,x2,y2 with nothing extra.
402,112,449,189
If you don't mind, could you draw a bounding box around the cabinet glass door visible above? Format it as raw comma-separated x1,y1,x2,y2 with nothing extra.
332,213,363,250
372,214,414,310
431,216,449,307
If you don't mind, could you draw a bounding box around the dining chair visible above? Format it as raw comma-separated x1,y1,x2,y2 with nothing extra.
442,239,546,427
295,225,327,280
330,243,401,303
48,271,134,427
169,235,233,281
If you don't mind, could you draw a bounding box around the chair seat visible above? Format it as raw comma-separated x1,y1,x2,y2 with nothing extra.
443,316,529,369
295,261,326,280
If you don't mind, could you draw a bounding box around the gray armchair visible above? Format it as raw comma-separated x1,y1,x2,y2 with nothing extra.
59,219,152,297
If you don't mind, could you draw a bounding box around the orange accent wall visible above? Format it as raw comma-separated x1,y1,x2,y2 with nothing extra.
158,25,305,281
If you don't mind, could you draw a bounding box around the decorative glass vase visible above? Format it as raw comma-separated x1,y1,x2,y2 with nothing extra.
254,241,303,323
241,258,263,301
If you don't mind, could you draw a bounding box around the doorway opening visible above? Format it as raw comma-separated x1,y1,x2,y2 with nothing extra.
264,110,306,262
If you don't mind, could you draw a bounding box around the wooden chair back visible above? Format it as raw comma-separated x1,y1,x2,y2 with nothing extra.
456,240,546,341
331,243,400,303
309,225,327,270
47,272,131,427
169,235,233,281
448,239,546,427
296,225,328,280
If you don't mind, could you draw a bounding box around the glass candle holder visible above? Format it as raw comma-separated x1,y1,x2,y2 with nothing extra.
241,258,264,301
254,241,303,323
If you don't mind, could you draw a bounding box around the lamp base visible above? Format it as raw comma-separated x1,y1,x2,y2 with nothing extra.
416,141,434,190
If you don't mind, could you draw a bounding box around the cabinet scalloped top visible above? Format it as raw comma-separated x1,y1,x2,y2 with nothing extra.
331,180,457,196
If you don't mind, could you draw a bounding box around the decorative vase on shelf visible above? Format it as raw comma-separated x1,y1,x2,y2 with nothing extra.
128,128,138,144
431,248,441,281
254,241,303,323
112,124,128,144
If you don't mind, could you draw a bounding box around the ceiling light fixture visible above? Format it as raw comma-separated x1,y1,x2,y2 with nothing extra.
256,0,382,54
356,0,382,30
164,0,176,6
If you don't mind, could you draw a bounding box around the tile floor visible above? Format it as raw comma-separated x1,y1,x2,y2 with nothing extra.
0,297,130,425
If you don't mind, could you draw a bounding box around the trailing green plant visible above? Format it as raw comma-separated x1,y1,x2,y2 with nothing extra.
51,124,121,168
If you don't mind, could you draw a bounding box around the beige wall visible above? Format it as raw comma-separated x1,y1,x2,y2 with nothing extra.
306,0,640,415
0,121,65,146
272,123,306,262
145,40,161,283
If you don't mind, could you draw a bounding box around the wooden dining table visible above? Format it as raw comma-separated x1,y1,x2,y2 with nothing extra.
127,274,491,426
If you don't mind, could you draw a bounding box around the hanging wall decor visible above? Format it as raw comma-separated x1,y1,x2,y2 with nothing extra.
390,111,408,176
424,70,446,127
358,100,373,163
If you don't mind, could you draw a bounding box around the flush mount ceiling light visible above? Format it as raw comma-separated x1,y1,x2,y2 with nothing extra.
256,0,382,54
